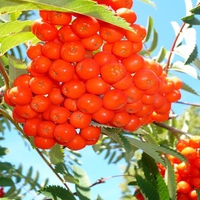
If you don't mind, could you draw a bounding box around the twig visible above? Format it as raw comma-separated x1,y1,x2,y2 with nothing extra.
176,101,200,107
0,59,10,90
165,22,187,73
90,174,134,188
73,174,135,196
0,107,72,192
153,121,191,136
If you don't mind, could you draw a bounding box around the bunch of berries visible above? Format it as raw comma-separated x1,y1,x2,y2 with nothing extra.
157,136,200,200
4,0,182,150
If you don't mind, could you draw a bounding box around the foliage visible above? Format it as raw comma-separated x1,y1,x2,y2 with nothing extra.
0,0,200,199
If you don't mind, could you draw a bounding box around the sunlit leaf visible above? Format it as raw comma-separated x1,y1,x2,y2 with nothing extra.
0,0,131,30
184,0,193,16
139,0,156,8
148,29,158,52
0,20,32,37
72,165,91,200
170,61,199,79
0,32,39,55
10,11,22,21
145,16,154,42
49,144,64,165
55,162,77,184
155,46,167,63
8,55,27,83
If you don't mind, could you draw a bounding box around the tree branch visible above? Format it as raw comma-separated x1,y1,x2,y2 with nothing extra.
165,22,187,73
0,59,10,90
176,101,200,107
153,121,191,137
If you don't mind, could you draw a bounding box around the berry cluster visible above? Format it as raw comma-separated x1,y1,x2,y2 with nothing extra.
4,0,182,150
158,137,200,200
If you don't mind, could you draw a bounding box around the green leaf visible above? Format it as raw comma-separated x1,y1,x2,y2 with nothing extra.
39,185,76,200
145,16,154,42
72,165,91,200
108,151,116,164
155,46,167,63
181,14,200,25
55,162,77,184
0,0,131,30
164,157,177,200
141,153,170,200
96,195,104,200
0,146,9,157
141,153,158,186
135,175,159,200
23,166,33,185
10,11,22,21
196,189,200,199
181,82,199,96
185,45,198,65
0,162,13,171
49,144,64,165
118,133,133,154
191,5,200,15
193,57,200,71
0,177,14,186
8,55,27,82
15,164,22,183
155,145,187,163
148,29,158,52
0,31,39,55
104,130,136,161
156,173,170,200
126,137,165,165
0,20,32,38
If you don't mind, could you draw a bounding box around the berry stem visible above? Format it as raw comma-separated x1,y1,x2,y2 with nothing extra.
0,58,10,90
0,107,72,193
165,22,187,73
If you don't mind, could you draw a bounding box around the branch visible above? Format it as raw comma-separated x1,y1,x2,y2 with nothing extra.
165,22,187,73
0,59,10,90
176,101,200,107
90,174,135,188
153,121,191,137
73,174,135,196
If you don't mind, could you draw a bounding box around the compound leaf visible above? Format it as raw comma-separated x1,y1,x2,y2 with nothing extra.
39,185,76,200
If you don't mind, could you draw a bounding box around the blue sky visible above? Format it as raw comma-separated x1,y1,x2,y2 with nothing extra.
2,0,200,199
